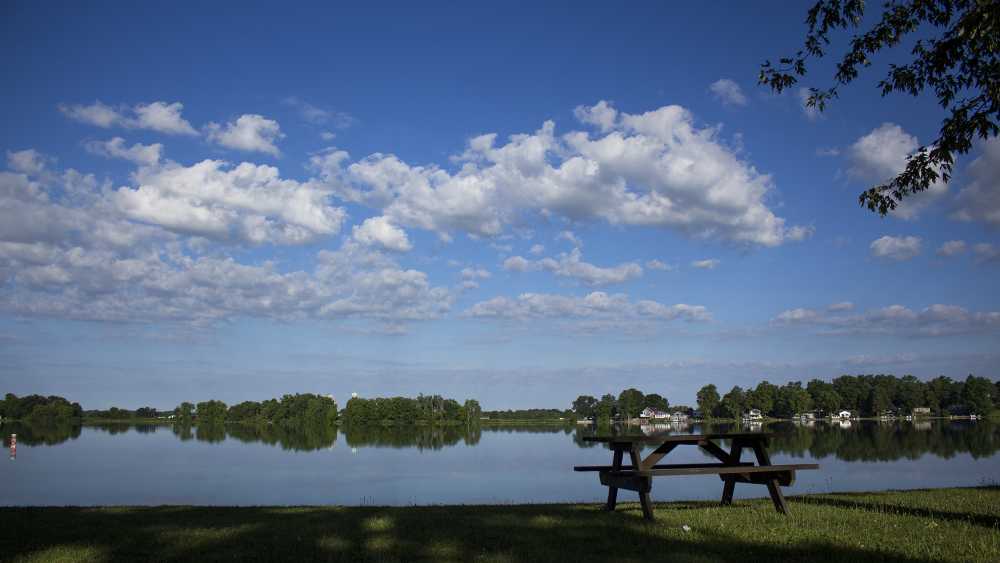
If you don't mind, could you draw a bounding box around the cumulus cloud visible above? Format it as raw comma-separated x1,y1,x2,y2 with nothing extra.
870,235,922,261
85,137,162,166
937,240,967,257
691,258,720,270
465,291,711,330
952,136,1000,227
60,101,197,135
773,303,1000,336
847,123,947,219
645,259,672,271
352,215,412,252
0,155,449,330
556,230,582,247
311,101,807,247
529,243,545,255
114,159,346,245
205,114,284,156
502,248,642,286
709,79,747,107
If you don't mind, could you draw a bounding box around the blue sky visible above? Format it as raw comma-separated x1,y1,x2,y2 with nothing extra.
1,1,998,410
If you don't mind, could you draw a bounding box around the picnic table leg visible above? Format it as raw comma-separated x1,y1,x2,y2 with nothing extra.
749,439,790,515
629,448,654,520
719,439,743,506
604,449,623,511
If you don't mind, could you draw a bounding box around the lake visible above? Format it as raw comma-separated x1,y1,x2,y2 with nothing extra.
2,420,998,506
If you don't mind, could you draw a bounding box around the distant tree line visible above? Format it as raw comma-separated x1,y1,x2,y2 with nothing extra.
171,394,339,426
693,375,997,420
482,408,572,421
570,388,692,421
342,394,481,425
1,393,82,423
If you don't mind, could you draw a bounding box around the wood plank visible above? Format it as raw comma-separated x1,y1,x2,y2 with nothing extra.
629,449,656,520
584,432,771,445
605,449,623,511
575,461,754,472
620,463,818,477
722,471,796,487
766,478,789,514
698,440,732,463
599,471,652,493
639,442,678,471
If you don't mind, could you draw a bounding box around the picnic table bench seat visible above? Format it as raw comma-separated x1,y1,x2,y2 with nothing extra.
576,433,819,520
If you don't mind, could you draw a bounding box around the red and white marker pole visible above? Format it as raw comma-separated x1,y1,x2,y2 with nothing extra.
8,434,14,460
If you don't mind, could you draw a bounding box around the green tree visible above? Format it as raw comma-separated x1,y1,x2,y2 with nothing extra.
196,400,227,424
617,388,645,419
807,379,841,415
761,0,1000,215
696,384,720,418
719,386,746,420
571,395,598,419
748,381,778,416
775,382,813,417
596,393,617,422
174,402,194,422
962,374,994,415
462,399,481,424
643,393,670,412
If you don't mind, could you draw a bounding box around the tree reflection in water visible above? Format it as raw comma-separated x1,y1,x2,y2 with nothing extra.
3,419,998,462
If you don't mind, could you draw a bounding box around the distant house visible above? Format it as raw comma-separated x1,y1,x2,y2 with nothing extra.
670,412,688,423
879,409,896,419
743,408,763,421
912,407,931,417
639,407,669,419
837,410,852,419
794,412,816,421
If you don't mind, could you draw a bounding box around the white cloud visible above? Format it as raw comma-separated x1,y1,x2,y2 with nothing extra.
973,242,1000,263
0,155,449,329
773,303,1000,336
312,101,807,247
952,136,1000,227
205,114,284,156
691,258,720,270
937,240,967,257
321,131,336,141
7,149,52,175
60,101,197,135
282,97,355,128
709,79,747,107
573,100,618,132
645,259,672,271
85,137,162,166
827,301,855,312
816,147,840,157
115,159,345,245
352,216,412,252
870,235,922,261
465,291,711,328
502,248,642,286
847,123,947,219
529,243,545,255
556,230,582,247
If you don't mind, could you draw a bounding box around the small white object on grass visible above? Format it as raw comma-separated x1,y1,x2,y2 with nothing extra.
682,525,691,532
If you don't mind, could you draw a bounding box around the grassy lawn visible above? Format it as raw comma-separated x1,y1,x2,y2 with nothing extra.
1,487,998,562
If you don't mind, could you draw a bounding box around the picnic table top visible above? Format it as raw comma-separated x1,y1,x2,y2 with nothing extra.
582,432,771,444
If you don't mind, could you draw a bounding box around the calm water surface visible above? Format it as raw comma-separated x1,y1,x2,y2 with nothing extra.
2,420,998,506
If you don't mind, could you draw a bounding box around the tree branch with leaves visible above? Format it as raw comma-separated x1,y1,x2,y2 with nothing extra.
760,0,999,215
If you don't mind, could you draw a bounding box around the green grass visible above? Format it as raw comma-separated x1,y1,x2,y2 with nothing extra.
2,487,998,562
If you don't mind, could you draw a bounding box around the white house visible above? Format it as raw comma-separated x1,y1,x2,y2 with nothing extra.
743,408,763,421
639,407,669,419
837,410,852,419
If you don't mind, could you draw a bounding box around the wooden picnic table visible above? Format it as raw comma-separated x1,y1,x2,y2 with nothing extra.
575,432,818,520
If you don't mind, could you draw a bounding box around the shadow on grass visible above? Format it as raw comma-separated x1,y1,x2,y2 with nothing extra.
791,490,1000,531
0,501,954,563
